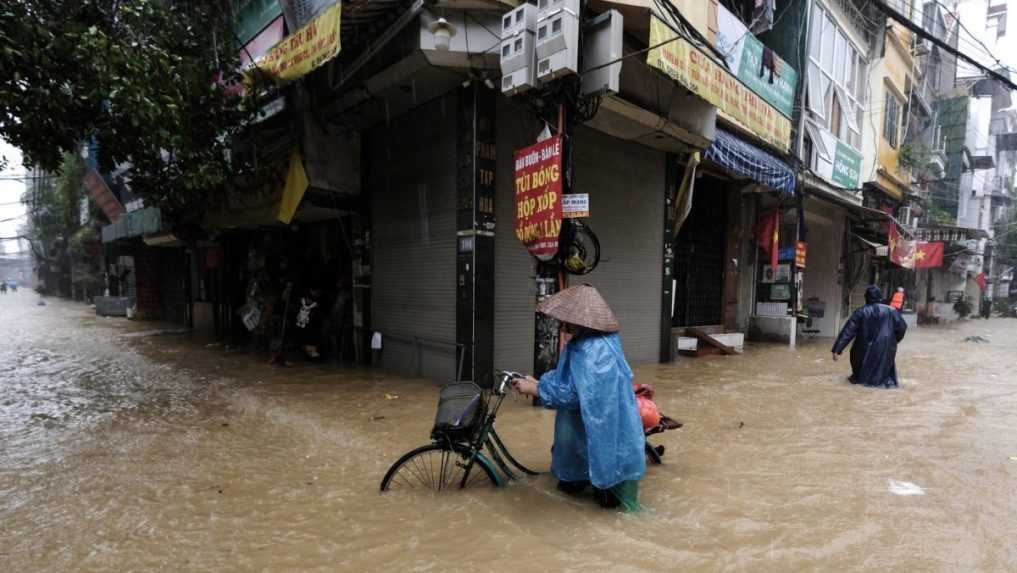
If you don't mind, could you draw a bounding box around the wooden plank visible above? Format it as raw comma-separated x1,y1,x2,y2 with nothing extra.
687,327,737,355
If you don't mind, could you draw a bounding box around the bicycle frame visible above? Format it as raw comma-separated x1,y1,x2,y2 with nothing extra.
445,374,539,488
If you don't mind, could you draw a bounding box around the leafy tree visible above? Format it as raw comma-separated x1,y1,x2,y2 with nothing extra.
0,0,257,208
21,152,88,263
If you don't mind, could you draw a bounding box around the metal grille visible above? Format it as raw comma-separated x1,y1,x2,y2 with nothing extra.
673,185,726,327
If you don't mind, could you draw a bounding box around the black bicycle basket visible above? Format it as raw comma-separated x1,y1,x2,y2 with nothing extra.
431,382,487,441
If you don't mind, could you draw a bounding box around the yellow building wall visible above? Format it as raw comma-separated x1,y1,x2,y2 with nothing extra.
873,26,915,201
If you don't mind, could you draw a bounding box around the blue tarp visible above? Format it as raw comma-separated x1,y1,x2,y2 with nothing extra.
703,128,796,195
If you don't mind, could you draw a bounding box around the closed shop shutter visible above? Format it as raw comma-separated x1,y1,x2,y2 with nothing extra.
494,98,540,373
160,248,190,326
369,95,457,381
572,127,665,364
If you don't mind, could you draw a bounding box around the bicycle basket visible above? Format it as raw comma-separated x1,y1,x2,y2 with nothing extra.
431,382,487,441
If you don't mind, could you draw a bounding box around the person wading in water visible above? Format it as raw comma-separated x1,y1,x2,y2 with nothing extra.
832,285,908,388
513,284,645,510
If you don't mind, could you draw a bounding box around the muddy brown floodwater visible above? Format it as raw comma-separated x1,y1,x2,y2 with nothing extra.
2,292,1017,571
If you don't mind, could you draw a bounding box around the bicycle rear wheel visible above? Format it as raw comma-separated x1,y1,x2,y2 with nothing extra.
379,444,500,492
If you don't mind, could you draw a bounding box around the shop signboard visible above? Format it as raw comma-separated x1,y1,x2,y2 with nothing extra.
795,241,807,268
255,1,341,83
831,141,862,189
234,0,284,44
514,136,563,260
647,15,793,152
715,5,797,118
84,168,125,222
562,193,589,218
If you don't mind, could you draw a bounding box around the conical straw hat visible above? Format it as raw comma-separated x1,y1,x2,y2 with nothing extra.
537,284,620,333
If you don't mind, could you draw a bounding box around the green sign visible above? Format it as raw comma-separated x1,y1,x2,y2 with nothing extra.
737,35,797,118
832,141,862,189
234,0,283,44
716,4,797,118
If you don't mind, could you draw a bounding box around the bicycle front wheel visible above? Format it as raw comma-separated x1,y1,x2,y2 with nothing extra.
379,444,500,492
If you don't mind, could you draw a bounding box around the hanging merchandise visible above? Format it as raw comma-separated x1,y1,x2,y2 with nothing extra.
559,219,601,275
755,208,780,270
751,0,775,34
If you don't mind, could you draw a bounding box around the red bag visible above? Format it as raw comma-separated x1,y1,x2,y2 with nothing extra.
633,384,661,430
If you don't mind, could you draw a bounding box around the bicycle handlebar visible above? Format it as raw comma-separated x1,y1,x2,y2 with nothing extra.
494,370,524,396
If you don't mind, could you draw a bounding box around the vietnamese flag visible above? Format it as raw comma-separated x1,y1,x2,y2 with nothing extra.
755,208,780,269
913,242,944,268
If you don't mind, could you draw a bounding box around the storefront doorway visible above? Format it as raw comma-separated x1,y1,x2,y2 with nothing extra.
672,182,727,327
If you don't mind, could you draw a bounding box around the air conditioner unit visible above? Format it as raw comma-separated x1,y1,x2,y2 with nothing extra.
914,37,931,56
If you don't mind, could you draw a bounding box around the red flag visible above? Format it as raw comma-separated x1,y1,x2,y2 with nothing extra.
888,224,915,269
913,242,944,268
756,208,780,270
974,272,987,291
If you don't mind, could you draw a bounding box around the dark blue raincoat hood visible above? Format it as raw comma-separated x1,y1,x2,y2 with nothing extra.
865,285,883,304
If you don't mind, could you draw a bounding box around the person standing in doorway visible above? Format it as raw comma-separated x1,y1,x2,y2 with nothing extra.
832,285,908,388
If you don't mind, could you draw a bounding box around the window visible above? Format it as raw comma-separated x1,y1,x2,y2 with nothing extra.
987,5,1007,39
807,6,864,150
884,92,901,148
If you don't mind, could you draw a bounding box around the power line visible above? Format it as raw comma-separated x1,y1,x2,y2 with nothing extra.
873,0,1017,93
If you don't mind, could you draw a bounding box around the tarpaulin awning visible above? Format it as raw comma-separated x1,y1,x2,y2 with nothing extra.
703,128,795,195
204,149,309,229
101,207,163,243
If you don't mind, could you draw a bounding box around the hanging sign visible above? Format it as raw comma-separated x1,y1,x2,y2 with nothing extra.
562,193,589,218
84,168,125,223
795,241,807,268
514,136,563,260
254,1,341,83
647,15,792,152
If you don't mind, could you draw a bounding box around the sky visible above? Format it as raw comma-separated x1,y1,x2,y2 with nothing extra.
0,138,29,258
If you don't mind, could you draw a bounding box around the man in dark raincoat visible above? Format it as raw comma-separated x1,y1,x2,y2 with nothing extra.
832,285,908,388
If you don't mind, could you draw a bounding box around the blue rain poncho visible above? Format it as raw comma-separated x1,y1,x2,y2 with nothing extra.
832,286,908,388
538,332,646,490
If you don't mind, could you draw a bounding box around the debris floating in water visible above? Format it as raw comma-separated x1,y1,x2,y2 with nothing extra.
384,393,399,400
963,335,991,343
888,479,925,496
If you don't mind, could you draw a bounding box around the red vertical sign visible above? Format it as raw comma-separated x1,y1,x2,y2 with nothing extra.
514,136,563,260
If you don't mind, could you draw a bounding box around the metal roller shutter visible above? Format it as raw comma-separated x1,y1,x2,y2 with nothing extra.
494,98,540,373
572,127,665,364
369,95,457,381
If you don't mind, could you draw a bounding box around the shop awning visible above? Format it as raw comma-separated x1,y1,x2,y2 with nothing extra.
101,207,163,243
703,129,795,195
205,150,309,229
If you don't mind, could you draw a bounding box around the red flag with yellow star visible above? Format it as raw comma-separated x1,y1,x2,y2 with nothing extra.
888,224,916,269
913,242,944,268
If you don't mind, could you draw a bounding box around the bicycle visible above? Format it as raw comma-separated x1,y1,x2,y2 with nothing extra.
379,371,539,492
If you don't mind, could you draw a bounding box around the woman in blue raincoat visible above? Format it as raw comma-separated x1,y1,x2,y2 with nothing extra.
832,285,908,388
514,285,646,509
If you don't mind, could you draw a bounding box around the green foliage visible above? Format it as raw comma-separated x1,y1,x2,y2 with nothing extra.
21,153,87,259
924,201,955,225
0,0,258,207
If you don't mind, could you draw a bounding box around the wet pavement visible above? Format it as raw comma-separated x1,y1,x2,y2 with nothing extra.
2,291,1017,571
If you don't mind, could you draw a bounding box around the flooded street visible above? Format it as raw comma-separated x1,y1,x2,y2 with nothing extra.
2,292,1017,571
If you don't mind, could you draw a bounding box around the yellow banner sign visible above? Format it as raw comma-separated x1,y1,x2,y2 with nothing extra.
256,2,341,83
647,16,791,152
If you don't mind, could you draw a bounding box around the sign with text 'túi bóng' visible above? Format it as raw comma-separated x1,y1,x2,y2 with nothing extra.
514,136,563,260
